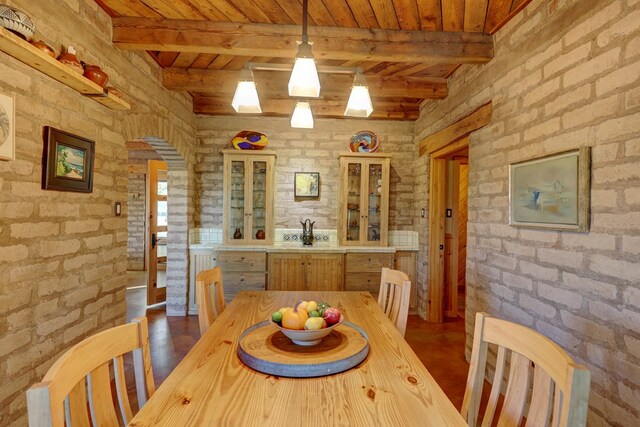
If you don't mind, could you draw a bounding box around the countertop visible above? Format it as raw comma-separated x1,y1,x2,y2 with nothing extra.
189,243,418,253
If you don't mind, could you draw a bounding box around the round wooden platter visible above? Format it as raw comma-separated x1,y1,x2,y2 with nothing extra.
237,320,369,378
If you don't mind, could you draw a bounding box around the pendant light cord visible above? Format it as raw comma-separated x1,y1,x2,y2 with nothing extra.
302,0,308,43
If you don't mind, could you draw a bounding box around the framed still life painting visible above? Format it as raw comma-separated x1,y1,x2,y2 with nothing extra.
509,147,590,232
0,92,15,161
42,127,95,193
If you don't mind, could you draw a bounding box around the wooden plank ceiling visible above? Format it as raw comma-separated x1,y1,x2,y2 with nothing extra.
95,0,531,120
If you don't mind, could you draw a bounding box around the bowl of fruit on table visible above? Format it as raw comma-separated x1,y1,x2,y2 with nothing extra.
270,300,343,346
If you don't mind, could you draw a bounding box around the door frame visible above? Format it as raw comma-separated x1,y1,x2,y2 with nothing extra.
146,159,168,306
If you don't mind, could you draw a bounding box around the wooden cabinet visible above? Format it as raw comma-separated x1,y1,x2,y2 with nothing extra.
188,249,266,314
394,251,418,311
338,153,391,246
344,252,394,299
223,149,276,245
268,253,344,291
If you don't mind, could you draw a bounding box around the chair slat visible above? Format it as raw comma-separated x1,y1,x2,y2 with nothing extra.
527,364,554,427
114,355,134,423
88,363,120,426
461,312,488,427
133,317,156,401
498,352,531,427
67,379,91,427
481,346,507,427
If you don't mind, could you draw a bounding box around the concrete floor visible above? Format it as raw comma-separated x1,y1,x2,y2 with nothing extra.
125,271,470,410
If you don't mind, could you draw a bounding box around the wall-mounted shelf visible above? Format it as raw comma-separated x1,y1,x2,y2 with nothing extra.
0,27,130,110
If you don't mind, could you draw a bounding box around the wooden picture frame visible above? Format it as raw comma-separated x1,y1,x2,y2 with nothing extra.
42,126,95,193
0,92,15,161
509,146,590,232
294,172,320,197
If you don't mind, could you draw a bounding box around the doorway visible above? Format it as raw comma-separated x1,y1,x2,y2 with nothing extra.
147,159,168,306
445,156,468,319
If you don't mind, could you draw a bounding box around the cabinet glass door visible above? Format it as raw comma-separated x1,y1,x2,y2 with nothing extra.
346,162,362,242
366,163,383,243
230,160,245,241
251,160,267,242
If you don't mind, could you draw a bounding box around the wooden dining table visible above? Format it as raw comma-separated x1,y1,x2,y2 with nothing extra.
128,291,467,426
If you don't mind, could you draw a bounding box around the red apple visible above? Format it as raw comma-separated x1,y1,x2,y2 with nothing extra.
323,307,341,325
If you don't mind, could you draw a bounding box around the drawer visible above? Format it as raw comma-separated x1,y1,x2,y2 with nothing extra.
345,253,394,273
345,272,382,294
215,251,266,272
223,272,266,302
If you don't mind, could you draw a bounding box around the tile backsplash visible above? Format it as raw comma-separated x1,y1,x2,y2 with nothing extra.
190,228,417,248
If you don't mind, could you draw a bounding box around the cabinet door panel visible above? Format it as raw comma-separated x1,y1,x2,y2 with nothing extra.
306,254,344,291
216,251,266,272
345,253,394,273
344,272,381,296
223,272,266,302
267,254,305,290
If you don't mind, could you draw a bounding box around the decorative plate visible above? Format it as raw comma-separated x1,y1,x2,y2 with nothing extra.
0,5,36,39
349,131,379,153
231,130,268,150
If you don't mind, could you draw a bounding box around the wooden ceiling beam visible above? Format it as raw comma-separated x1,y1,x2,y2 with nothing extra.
163,68,448,99
193,97,419,120
112,17,493,64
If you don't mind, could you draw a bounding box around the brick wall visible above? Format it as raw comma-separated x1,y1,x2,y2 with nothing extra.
0,0,196,424
127,173,146,270
196,116,416,231
415,0,640,424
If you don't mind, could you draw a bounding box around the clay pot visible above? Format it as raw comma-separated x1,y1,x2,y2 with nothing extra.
255,229,265,240
58,46,83,74
83,64,109,87
233,228,242,239
30,40,56,58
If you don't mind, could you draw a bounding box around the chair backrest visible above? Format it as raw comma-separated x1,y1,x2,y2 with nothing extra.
461,312,591,427
26,317,155,427
196,266,226,335
377,267,411,336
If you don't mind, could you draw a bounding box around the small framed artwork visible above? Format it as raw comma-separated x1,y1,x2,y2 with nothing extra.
0,92,15,161
509,146,590,232
42,127,95,193
294,172,320,198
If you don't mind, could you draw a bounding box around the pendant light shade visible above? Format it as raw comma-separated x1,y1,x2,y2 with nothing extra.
291,101,314,128
288,43,320,97
344,73,373,117
231,69,261,113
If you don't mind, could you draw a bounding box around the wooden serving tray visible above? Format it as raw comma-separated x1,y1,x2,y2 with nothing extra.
237,320,369,378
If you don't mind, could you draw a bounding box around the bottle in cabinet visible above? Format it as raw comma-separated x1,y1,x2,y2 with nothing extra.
338,153,391,246
223,149,276,245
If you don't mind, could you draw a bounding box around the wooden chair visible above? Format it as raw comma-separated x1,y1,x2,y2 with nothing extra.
196,267,226,335
377,267,412,337
26,317,155,427
461,312,591,427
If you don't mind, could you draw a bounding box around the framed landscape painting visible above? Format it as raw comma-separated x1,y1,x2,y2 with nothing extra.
0,92,15,161
509,147,590,232
42,127,95,193
294,172,320,197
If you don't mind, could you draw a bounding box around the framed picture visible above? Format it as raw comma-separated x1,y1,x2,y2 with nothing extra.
509,146,590,231
42,127,95,193
0,92,15,161
294,172,320,197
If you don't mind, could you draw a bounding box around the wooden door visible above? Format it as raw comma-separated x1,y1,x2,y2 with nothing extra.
306,254,344,291
267,253,305,290
146,159,167,306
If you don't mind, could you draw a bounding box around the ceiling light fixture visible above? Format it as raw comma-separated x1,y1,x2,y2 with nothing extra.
230,0,373,127
231,69,261,113
291,101,314,128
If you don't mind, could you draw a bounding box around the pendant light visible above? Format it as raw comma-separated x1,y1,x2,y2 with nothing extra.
288,0,320,98
344,72,373,117
291,101,314,128
231,69,261,113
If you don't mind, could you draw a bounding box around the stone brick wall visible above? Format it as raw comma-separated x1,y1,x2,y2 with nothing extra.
196,116,416,231
127,173,146,270
415,0,640,424
0,1,196,424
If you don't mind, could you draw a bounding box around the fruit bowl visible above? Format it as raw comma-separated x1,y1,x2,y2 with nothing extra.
270,315,344,346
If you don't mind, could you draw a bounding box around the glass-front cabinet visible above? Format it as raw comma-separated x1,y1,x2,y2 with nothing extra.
338,153,391,246
223,149,276,245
